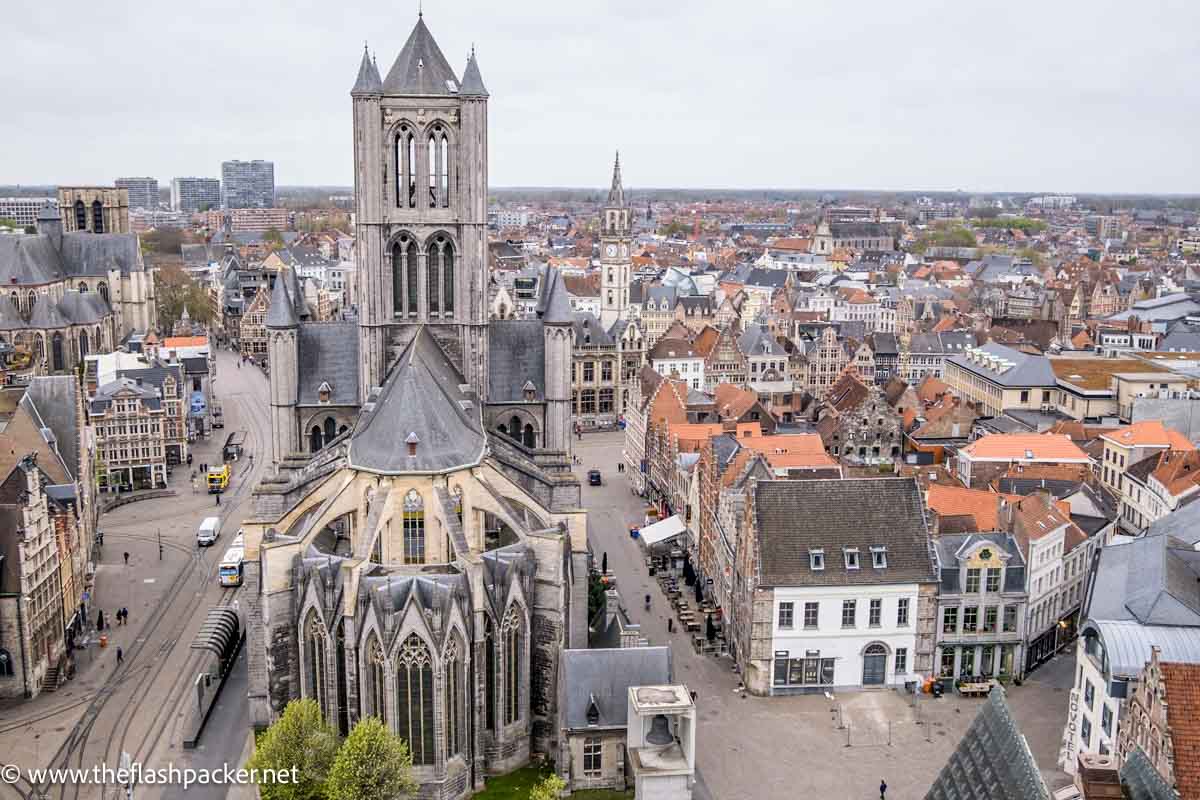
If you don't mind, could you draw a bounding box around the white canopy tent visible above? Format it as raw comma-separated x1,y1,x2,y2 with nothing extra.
639,514,686,546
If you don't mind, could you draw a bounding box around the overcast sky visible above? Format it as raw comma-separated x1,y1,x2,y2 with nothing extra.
2,0,1197,194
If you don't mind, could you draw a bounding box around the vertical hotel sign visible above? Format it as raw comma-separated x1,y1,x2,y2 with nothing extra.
1058,687,1081,774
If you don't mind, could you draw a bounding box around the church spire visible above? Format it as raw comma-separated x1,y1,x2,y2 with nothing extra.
351,42,382,95
607,150,625,207
460,46,489,96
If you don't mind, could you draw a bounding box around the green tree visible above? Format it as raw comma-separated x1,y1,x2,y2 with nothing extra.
263,227,286,251
326,716,418,800
247,698,339,800
529,772,567,800
154,263,214,331
141,227,189,255
0,217,20,229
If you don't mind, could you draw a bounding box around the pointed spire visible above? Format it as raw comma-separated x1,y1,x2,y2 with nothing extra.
383,15,461,95
607,150,625,207
460,47,489,96
351,42,383,95
265,272,299,329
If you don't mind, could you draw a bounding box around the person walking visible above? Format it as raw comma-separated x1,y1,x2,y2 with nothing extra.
880,780,888,799
215,493,221,506
97,610,105,631
121,607,129,626
116,647,124,666
123,551,130,566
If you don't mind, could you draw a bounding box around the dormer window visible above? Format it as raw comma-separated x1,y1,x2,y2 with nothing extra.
318,381,333,404
844,548,860,570
810,549,825,571
523,380,537,402
870,546,887,569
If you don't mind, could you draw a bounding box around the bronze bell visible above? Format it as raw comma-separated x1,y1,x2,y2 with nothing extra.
646,713,673,746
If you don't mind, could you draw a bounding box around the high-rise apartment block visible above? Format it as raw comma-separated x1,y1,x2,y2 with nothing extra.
0,197,57,227
114,177,159,210
220,160,275,209
170,177,221,212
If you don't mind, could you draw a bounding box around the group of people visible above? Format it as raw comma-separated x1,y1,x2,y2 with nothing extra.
95,606,130,631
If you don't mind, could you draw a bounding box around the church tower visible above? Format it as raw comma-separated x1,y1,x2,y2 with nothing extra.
351,18,490,399
598,152,632,330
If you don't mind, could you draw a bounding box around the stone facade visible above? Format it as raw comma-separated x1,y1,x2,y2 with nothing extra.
57,187,130,234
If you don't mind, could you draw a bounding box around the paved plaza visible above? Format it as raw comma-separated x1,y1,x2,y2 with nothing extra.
574,432,1074,799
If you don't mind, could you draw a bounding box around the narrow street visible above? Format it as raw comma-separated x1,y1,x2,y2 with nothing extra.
574,432,1073,800
0,349,270,800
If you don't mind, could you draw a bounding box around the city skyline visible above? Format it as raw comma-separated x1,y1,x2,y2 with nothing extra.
2,0,1198,194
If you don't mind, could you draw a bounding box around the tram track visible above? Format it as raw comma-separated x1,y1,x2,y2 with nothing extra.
26,377,272,800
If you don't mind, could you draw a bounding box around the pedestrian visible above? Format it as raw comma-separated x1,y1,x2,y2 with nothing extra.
215,494,221,506
96,610,105,631
880,780,887,800
690,690,698,703
667,618,673,633
121,607,128,625
191,479,196,494
116,647,124,666
123,551,130,566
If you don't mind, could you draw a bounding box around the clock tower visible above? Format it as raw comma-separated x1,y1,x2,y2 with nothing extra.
599,151,632,329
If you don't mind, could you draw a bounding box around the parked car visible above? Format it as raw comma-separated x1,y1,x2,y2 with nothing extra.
588,469,602,486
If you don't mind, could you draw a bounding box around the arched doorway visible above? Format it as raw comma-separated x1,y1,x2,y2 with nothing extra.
309,426,323,452
862,643,888,686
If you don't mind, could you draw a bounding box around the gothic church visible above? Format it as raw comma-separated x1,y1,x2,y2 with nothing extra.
244,16,589,799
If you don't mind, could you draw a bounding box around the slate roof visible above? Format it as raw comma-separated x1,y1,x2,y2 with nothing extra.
265,272,298,328
0,296,26,330
934,533,1026,594
297,323,360,406
946,341,1056,388
57,290,109,324
350,45,383,94
88,377,161,413
924,687,1049,800
535,268,574,324
573,313,614,346
382,16,461,96
753,478,936,587
1085,532,1200,628
1120,746,1180,800
560,647,671,730
348,326,484,474
737,325,786,357
58,232,142,276
18,376,80,481
0,235,65,284
28,296,71,328
487,320,545,402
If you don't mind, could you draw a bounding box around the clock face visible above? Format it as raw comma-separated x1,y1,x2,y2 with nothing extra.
606,244,617,257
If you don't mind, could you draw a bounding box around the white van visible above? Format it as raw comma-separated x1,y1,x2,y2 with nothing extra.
197,516,221,547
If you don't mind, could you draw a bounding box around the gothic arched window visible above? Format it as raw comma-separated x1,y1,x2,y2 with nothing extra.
503,605,523,725
444,636,464,758
98,282,110,305
396,126,417,209
364,633,386,720
323,416,337,443
402,489,425,564
74,199,86,231
26,291,36,315
304,611,329,720
392,236,419,318
310,426,323,453
509,416,521,443
484,617,497,732
439,134,449,208
394,634,435,766
441,238,454,315
78,330,89,361
51,333,64,372
78,281,88,293
92,200,104,234
523,424,536,449
427,240,440,315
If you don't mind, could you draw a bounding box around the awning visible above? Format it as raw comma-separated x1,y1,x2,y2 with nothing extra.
640,514,686,546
